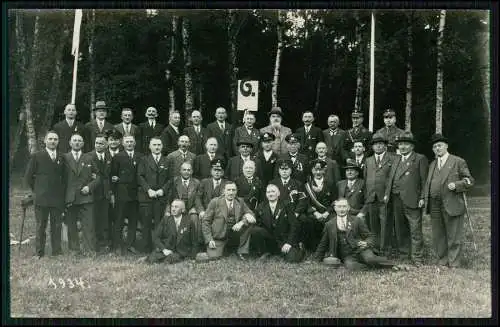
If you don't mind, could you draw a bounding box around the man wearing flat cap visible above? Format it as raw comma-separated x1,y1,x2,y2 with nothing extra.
260,107,292,156
279,134,308,183
384,132,428,264
255,132,279,186
85,100,114,149
375,108,405,153
423,134,474,268
137,106,165,154
226,137,257,182
344,110,373,158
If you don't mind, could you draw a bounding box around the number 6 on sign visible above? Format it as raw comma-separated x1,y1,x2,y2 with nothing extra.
237,80,259,111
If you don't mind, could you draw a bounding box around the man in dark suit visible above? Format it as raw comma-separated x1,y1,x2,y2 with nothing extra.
88,133,113,254
114,107,139,138
165,135,196,180
313,198,395,270
295,111,324,161
24,131,66,258
146,199,197,264
315,142,341,186
347,139,368,170
226,138,256,182
232,111,261,156
53,103,88,154
235,160,264,211
110,134,142,255
206,107,234,160
248,184,305,262
107,129,123,158
106,129,123,247
160,110,182,155
198,181,256,261
337,159,366,216
137,137,170,253
137,106,165,154
254,132,279,186
364,134,397,255
384,132,428,264
344,110,373,158
193,137,221,180
183,110,208,155
64,133,101,256
323,114,348,165
375,108,405,153
199,158,228,208
85,100,114,149
423,134,474,268
279,134,308,183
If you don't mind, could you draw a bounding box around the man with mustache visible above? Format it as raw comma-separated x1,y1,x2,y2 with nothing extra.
295,111,324,161
233,111,261,156
259,107,292,156
323,114,348,165
85,100,114,149
137,106,165,154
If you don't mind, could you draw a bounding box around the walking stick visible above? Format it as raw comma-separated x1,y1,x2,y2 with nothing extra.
462,192,478,252
19,194,33,255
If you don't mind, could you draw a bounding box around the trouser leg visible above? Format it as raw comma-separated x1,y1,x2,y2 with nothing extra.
94,199,109,249
80,203,96,253
139,203,153,253
113,201,126,250
405,206,424,262
66,205,80,252
343,255,367,271
125,201,139,248
392,194,411,256
430,198,448,265
34,206,49,256
445,213,465,268
359,248,394,268
48,207,63,255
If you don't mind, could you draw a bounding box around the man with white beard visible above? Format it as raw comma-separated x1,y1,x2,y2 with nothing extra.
259,107,292,156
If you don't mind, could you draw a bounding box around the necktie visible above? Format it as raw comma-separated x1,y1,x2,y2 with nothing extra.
228,201,233,211
438,158,442,170
74,152,80,162
184,180,189,188
348,181,353,189
376,155,381,165
214,180,220,190
220,124,225,131
155,155,159,164
182,153,186,160
129,152,133,159
401,155,406,163
196,126,200,134
50,152,56,161
209,154,214,161
283,180,288,186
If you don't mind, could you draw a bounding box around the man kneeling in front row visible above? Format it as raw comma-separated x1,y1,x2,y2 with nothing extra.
146,199,197,264
313,198,395,270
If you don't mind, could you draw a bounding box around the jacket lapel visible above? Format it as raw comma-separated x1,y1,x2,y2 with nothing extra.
176,215,190,243
147,154,158,171
187,179,196,197
66,153,79,175
234,199,241,221
439,155,455,184
377,153,390,171
176,178,184,197
396,153,415,179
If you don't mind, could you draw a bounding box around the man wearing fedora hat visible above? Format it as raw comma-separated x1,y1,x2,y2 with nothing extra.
260,107,292,156
85,100,114,149
137,106,165,154
423,134,474,268
344,110,373,158
364,133,397,255
226,137,258,182
384,131,428,264
337,159,366,216
254,132,279,186
375,108,405,153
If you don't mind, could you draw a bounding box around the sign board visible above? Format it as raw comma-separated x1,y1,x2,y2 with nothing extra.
237,80,259,111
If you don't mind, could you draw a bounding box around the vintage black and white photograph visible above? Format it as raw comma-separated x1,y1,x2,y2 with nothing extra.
7,7,492,318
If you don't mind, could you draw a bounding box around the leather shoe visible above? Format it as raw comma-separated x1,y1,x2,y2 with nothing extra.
237,253,248,261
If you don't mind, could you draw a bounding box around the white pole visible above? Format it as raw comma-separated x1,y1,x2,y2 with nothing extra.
369,12,375,132
71,9,83,104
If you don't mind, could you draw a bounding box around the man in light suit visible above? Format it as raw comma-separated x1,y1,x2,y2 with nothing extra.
198,181,257,261
183,110,208,155
160,110,182,155
206,107,234,160
423,134,474,268
85,100,114,149
384,132,428,264
295,111,324,161
193,137,221,180
259,107,292,156
53,103,88,154
323,114,348,165
137,106,165,154
165,135,196,180
232,111,261,156
114,107,139,138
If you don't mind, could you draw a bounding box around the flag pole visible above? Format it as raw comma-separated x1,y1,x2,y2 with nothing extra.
368,11,375,132
71,9,83,105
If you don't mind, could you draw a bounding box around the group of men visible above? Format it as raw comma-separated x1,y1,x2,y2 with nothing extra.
24,100,474,270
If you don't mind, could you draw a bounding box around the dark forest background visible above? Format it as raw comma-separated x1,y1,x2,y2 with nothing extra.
8,9,491,185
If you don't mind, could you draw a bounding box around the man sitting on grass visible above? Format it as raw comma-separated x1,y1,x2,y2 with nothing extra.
146,199,197,264
312,198,395,270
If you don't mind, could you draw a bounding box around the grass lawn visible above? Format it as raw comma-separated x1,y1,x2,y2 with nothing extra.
8,185,491,318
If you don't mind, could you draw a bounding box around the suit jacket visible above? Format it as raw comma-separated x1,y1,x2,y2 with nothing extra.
199,178,228,208
53,119,89,154
193,153,219,180
202,196,253,242
235,176,264,211
295,125,324,160
269,178,307,215
346,155,367,172
183,125,209,155
137,121,165,154
255,200,299,246
313,214,375,260
152,214,196,259
226,155,258,182
323,128,348,164
137,154,170,203
24,149,66,208
166,177,203,214
86,150,113,201
385,152,429,209
304,178,336,214
63,152,100,205
337,179,366,215
232,126,261,155
110,151,143,202
259,125,292,156
278,153,308,183
206,121,234,159
364,152,396,203
114,122,139,138
254,150,279,186
85,120,114,149
375,125,405,152
344,126,373,156
160,124,181,155
423,154,474,216
165,150,196,180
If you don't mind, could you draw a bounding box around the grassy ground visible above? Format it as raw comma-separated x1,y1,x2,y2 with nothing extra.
8,186,491,318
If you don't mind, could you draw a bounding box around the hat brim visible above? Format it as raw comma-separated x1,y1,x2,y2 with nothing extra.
344,165,362,172
237,142,254,147
371,139,388,144
431,138,448,145
396,138,416,144
268,111,282,116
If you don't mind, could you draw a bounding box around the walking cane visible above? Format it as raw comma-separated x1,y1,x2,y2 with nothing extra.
19,194,34,255
462,192,478,252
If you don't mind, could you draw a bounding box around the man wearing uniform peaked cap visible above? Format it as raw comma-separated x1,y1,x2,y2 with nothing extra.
344,110,373,158
375,108,405,153
280,134,308,183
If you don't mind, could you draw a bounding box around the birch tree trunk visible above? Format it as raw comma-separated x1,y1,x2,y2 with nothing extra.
182,17,194,125
405,13,413,131
228,9,238,124
354,12,364,112
435,10,446,134
165,15,178,114
271,10,284,108
88,9,96,120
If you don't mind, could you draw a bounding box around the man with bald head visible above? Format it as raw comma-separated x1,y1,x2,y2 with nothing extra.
206,107,234,160
165,135,196,180
53,103,89,153
323,114,348,165
183,110,208,155
137,106,165,154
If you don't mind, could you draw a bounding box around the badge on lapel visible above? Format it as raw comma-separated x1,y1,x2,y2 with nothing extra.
180,227,187,235
57,159,61,165
405,171,410,176
160,165,165,169
133,161,137,166
270,158,276,164
107,160,111,165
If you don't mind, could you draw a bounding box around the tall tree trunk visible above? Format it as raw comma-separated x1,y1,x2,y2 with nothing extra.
182,17,194,125
228,9,238,124
435,10,446,134
88,9,96,120
313,69,323,114
166,15,178,114
354,12,364,112
271,10,284,108
405,13,413,131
